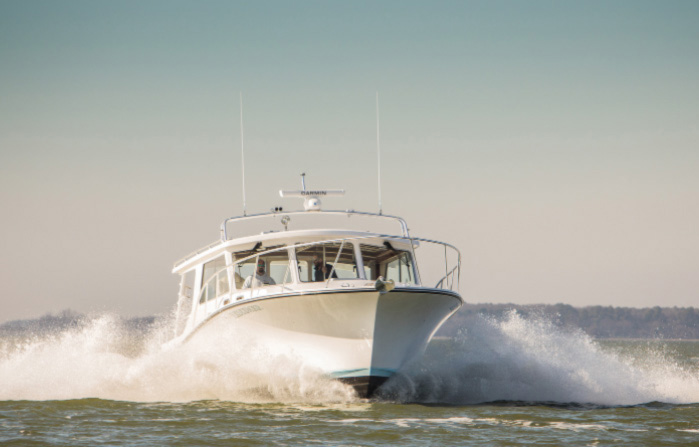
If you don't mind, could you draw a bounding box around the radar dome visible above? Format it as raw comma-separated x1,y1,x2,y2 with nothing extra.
304,197,322,211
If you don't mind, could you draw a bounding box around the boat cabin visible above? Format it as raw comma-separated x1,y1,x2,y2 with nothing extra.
172,206,459,336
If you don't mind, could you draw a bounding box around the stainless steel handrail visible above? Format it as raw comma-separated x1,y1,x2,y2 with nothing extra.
219,210,411,241
228,233,459,273
435,264,460,289
176,212,418,270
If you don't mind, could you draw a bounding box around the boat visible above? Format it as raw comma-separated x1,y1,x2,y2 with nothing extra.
171,177,463,398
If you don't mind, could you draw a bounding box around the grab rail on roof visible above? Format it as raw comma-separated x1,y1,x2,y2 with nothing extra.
219,210,410,242
173,211,410,270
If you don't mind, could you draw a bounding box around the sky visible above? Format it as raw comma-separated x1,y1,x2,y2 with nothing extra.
1,0,697,322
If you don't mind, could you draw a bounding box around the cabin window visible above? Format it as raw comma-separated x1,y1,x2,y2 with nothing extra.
175,270,196,336
359,243,417,285
202,256,226,287
296,242,360,282
199,255,229,303
232,245,291,288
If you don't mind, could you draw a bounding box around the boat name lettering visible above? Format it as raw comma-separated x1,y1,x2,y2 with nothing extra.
233,305,262,318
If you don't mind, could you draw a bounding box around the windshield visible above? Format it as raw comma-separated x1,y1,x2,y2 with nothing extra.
359,243,417,285
295,242,360,282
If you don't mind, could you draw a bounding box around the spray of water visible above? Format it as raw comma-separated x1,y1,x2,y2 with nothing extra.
0,309,697,405
0,313,354,403
379,310,699,406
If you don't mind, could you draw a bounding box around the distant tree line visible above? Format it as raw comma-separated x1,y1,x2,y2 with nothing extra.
437,303,699,339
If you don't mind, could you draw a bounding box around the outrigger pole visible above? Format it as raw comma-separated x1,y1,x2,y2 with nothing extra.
240,92,247,216
376,92,382,215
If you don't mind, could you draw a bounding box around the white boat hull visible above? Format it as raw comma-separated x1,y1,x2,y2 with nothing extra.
184,288,462,397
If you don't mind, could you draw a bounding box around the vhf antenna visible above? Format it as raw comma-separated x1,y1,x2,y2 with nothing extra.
240,92,247,216
376,92,382,215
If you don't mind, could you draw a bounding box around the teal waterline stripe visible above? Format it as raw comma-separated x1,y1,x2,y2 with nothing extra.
330,368,396,378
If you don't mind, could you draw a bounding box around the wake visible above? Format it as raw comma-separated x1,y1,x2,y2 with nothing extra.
0,310,697,405
379,311,699,406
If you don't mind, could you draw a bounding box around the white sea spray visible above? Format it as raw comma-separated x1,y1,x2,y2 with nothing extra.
0,313,354,403
1,310,697,405
379,310,699,405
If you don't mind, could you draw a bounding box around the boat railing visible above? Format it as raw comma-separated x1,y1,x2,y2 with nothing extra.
435,264,460,290
219,210,411,241
191,234,461,324
175,211,411,270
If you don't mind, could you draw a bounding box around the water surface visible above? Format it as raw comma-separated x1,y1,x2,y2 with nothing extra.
1,312,697,445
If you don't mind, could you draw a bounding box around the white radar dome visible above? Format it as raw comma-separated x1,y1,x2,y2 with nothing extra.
304,197,322,211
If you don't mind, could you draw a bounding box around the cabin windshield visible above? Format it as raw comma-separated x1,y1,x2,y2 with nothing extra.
359,243,417,285
216,239,418,289
232,245,291,289
296,242,360,282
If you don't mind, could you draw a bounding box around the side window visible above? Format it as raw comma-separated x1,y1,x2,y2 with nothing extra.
296,242,360,282
180,270,196,300
199,256,229,303
175,270,196,335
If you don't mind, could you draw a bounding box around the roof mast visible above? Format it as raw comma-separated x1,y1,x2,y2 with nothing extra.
376,92,382,215
240,92,247,216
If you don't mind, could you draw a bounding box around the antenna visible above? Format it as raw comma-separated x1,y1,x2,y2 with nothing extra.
240,92,247,216
280,174,344,211
376,92,382,215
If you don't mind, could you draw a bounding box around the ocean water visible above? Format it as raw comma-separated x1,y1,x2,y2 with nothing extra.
1,311,697,446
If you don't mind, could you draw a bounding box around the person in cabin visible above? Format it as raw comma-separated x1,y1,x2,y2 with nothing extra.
243,260,276,288
313,255,338,281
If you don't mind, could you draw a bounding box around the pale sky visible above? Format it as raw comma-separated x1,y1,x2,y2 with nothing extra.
1,0,698,322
